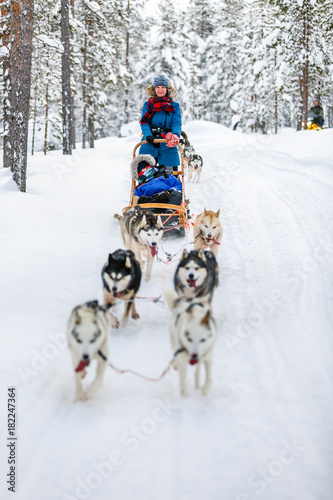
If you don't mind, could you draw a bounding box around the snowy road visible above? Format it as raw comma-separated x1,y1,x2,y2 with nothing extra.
1,122,332,500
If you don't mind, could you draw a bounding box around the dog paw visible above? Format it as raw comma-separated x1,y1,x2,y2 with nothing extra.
132,312,140,320
111,318,120,329
81,392,89,402
201,382,212,396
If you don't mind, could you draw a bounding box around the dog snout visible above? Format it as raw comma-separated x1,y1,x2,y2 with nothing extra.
191,353,198,359
151,241,157,247
112,286,117,293
188,273,194,279
207,233,212,239
82,353,90,361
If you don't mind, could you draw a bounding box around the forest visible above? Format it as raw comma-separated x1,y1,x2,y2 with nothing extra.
0,0,333,191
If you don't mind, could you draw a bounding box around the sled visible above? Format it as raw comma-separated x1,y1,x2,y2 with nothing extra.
122,139,189,238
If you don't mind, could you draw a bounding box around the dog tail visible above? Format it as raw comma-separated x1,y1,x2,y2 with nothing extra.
114,213,122,221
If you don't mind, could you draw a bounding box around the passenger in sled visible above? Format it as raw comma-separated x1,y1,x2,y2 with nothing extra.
308,98,324,130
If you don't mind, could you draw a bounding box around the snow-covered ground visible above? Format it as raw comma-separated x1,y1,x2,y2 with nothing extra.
1,122,333,500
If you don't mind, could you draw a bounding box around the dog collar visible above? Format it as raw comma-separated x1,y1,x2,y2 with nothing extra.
174,347,186,357
97,350,107,361
174,347,199,366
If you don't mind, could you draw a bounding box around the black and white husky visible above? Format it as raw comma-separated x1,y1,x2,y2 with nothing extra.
114,207,164,282
67,301,111,401
188,154,203,183
165,291,217,396
102,249,141,327
174,249,219,301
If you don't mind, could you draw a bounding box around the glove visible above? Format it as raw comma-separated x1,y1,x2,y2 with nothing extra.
145,135,154,145
145,135,160,148
165,132,179,148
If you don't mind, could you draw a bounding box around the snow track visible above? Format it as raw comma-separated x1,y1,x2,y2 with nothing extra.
1,123,333,500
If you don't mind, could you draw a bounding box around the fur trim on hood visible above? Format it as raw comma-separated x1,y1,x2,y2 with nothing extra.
146,84,177,98
131,154,156,180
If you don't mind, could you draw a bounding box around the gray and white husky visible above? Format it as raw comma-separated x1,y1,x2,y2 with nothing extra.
165,290,217,396
67,301,111,401
188,154,203,183
114,207,163,282
174,249,219,302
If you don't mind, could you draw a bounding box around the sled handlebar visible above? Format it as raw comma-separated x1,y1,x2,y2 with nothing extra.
133,140,183,158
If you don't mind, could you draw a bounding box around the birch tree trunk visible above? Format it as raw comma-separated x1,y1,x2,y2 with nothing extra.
10,0,34,192
61,0,72,154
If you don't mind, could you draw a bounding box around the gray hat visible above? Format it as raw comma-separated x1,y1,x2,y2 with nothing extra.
153,74,169,89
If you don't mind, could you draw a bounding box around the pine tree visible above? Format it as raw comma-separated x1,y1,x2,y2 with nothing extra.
0,0,11,167
61,0,73,153
9,0,34,191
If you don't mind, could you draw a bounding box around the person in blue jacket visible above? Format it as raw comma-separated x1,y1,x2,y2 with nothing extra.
139,74,182,171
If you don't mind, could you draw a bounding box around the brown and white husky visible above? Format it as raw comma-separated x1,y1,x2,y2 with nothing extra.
193,209,223,257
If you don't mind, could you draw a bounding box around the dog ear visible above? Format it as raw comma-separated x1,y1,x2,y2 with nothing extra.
142,215,147,226
203,208,207,215
157,215,163,227
198,249,206,261
182,249,188,260
108,253,113,262
201,311,210,326
125,256,131,269
215,209,220,217
75,313,81,326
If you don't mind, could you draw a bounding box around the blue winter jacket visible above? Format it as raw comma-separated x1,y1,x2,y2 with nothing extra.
139,100,182,167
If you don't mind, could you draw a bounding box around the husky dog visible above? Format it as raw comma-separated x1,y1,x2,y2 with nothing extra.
174,249,218,301
193,209,223,256
165,290,217,396
114,207,163,282
102,249,141,327
188,154,203,183
183,145,195,163
179,130,190,148
67,301,111,401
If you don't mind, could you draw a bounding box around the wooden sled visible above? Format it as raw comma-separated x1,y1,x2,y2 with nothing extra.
122,139,190,237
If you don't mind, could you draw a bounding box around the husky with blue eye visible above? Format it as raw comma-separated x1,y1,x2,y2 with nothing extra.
67,301,112,401
164,290,217,397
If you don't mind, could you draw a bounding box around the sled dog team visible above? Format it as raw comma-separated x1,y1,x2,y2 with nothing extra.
67,139,222,401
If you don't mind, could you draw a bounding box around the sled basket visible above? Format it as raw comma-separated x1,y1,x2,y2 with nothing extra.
122,139,189,238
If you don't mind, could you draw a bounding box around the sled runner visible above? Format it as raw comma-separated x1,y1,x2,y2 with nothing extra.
122,139,190,238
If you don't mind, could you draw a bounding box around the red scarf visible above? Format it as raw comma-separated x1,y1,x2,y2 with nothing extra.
140,97,175,125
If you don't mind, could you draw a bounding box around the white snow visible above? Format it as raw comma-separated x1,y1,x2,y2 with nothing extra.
0,122,333,500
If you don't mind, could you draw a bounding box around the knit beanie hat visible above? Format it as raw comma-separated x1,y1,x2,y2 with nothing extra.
153,74,169,89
